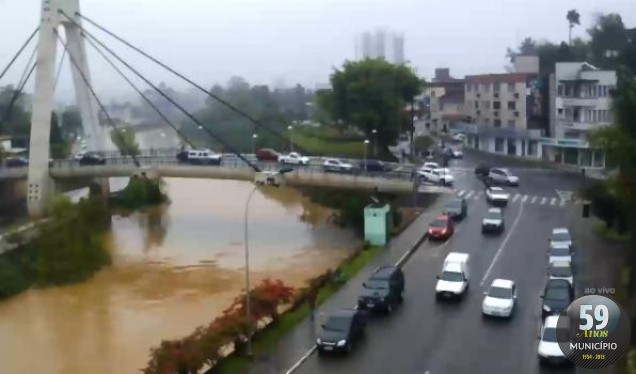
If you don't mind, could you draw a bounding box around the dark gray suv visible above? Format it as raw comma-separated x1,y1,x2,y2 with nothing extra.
357,265,405,314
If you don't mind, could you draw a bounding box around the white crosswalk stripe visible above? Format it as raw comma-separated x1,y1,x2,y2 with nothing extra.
521,195,528,203
540,197,547,205
560,199,566,207
550,198,557,206
531,196,538,204
457,190,466,197
512,194,521,202
454,189,569,208
464,191,474,199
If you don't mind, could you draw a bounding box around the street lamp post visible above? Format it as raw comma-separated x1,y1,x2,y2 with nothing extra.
363,139,370,172
287,125,294,153
252,133,258,155
243,168,293,358
371,129,377,157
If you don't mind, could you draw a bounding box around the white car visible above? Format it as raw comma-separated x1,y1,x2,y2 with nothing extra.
488,168,520,186
453,133,466,141
451,149,463,158
550,228,572,248
485,187,510,206
549,260,574,285
538,316,568,365
418,167,454,186
548,243,573,265
482,279,516,318
481,207,504,234
74,152,86,160
323,158,353,173
423,161,440,169
185,149,222,165
279,152,310,165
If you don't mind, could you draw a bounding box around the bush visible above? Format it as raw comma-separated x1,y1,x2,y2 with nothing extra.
111,175,169,210
0,257,30,299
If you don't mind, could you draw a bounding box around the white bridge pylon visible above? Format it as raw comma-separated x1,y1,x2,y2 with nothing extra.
28,0,108,217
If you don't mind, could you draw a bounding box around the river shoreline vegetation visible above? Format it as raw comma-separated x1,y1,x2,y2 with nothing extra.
109,174,170,210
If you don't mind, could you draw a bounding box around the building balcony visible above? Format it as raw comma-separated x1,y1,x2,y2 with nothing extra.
558,120,610,132
558,96,599,107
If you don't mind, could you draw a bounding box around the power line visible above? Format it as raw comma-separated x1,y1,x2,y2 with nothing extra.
62,17,261,172
72,12,307,155
54,29,141,167
84,36,195,148
0,26,39,83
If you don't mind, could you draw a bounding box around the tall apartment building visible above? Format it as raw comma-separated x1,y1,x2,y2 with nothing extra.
355,29,405,64
461,73,547,158
543,62,616,168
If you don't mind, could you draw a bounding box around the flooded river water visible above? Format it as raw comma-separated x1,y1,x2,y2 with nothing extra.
0,177,359,373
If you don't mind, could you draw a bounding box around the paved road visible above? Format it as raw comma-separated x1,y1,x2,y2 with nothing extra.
294,188,575,374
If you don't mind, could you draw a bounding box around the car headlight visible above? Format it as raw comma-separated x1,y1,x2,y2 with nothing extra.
337,340,347,347
543,305,551,312
316,338,322,344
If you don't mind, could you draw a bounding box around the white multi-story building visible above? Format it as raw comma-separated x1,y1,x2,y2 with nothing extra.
544,62,616,169
355,29,405,64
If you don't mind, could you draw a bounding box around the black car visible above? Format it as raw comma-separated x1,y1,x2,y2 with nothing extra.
474,164,491,178
359,159,385,172
443,197,467,221
316,308,366,354
4,157,29,168
78,153,106,166
541,279,574,319
176,150,189,163
357,265,405,314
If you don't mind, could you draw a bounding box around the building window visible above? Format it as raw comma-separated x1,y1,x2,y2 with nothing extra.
558,85,564,96
507,120,515,128
494,119,502,127
493,83,501,93
495,138,505,152
493,101,501,110
482,83,490,92
564,130,580,138
484,118,489,124
475,101,479,109
591,85,597,97
431,91,436,97
507,101,516,110
507,82,515,92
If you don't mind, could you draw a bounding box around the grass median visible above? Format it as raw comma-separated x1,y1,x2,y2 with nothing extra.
213,245,384,374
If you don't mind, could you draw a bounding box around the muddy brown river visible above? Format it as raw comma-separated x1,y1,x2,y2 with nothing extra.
0,178,359,373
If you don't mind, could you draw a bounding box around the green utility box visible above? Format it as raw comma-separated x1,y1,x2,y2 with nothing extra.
364,203,391,246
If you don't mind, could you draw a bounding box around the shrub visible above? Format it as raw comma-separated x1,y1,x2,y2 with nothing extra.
0,257,30,298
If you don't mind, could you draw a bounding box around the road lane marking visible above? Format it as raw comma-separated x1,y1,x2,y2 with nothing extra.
560,199,566,207
480,201,526,287
540,197,547,205
285,346,317,374
457,190,466,197
474,191,483,199
550,198,557,206
512,194,521,202
531,196,537,204
464,191,474,199
521,195,528,203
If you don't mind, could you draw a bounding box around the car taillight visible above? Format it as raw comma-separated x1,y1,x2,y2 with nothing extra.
441,229,447,234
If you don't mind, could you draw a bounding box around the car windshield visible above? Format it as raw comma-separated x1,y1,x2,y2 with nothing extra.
440,271,464,282
552,232,571,242
550,247,570,256
323,316,351,332
542,327,558,342
488,286,512,299
545,287,569,300
550,266,573,277
490,188,504,193
364,279,389,290
485,211,501,220
430,219,447,228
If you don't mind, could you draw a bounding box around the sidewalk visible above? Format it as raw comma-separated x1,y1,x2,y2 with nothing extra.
247,194,453,374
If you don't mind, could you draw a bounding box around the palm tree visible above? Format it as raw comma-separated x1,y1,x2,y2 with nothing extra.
567,9,581,46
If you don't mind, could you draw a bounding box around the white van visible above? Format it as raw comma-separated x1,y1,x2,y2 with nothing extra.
435,252,470,300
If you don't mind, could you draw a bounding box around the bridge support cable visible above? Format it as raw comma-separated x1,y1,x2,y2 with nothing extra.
17,45,38,90
0,27,39,83
84,36,195,149
70,12,308,155
54,30,141,167
65,23,262,171
1,61,37,125
54,48,67,90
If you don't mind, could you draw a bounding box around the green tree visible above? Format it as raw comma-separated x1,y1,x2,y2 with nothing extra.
49,111,70,158
110,128,140,156
318,59,423,154
61,106,82,138
588,14,628,69
566,9,581,46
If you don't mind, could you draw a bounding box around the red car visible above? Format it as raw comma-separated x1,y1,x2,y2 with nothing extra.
427,214,454,240
255,148,281,162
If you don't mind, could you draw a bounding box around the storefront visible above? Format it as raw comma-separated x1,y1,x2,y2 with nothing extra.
540,138,605,169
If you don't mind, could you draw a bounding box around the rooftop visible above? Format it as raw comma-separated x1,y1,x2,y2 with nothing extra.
466,72,535,84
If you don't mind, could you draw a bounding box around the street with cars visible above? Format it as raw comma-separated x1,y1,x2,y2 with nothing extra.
288,145,596,374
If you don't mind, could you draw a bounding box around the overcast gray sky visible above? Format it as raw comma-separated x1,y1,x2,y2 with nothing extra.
1,0,635,102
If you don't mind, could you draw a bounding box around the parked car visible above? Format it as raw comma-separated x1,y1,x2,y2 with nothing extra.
481,207,504,234
550,228,572,248
279,152,310,165
357,265,405,314
323,158,353,173
451,148,463,159
78,152,106,166
255,148,281,162
541,279,574,319
482,279,516,318
485,187,510,206
453,133,466,141
548,242,573,265
474,164,491,178
316,308,366,354
548,260,574,285
4,157,29,168
418,167,454,186
428,214,454,240
177,149,222,165
443,197,467,221
488,168,520,186
538,316,569,365
359,159,386,172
